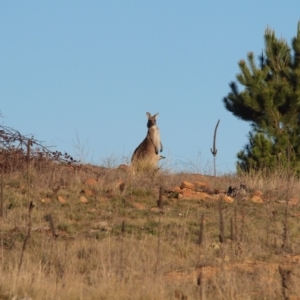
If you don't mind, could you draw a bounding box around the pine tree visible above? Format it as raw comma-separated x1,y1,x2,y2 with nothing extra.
223,21,300,172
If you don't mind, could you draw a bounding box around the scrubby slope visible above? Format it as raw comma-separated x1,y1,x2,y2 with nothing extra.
1,162,300,300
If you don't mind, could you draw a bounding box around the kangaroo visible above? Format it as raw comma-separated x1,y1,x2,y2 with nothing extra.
131,112,163,167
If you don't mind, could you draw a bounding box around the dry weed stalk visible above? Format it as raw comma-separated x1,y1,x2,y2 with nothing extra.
234,205,238,241
264,201,271,247
271,210,278,247
266,201,278,248
0,168,3,274
282,201,290,251
230,217,235,241
45,214,58,238
232,205,244,257
52,240,69,298
198,213,205,246
0,166,3,217
197,265,208,300
154,187,163,274
119,220,125,280
17,201,34,279
174,289,188,300
210,119,220,177
43,215,68,298
282,141,293,252
218,199,225,243
282,199,290,251
239,207,245,242
279,265,293,300
157,186,163,210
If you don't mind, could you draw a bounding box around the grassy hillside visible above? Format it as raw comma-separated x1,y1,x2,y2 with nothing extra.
0,159,300,300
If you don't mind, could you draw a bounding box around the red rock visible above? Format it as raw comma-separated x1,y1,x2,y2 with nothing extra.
150,207,161,213
250,195,263,204
181,189,215,201
133,202,146,210
219,194,234,203
252,190,263,197
41,197,51,203
172,186,182,193
80,195,88,203
289,197,298,206
84,189,94,196
180,181,196,190
85,179,98,187
57,195,66,203
181,188,193,197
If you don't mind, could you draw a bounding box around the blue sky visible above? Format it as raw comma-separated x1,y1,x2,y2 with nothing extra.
1,1,300,174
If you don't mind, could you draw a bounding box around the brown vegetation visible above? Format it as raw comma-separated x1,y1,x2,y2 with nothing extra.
1,152,300,299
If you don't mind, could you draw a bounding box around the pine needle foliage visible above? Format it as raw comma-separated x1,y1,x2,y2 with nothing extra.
224,21,300,173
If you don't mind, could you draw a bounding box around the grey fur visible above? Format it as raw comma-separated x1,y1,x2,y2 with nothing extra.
131,112,163,165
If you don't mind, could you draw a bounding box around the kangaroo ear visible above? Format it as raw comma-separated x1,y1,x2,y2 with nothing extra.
154,113,159,119
146,112,151,118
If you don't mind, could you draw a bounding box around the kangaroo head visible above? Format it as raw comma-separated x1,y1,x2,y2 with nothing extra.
146,112,159,128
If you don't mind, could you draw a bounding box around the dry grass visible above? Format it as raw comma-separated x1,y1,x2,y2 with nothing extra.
1,160,300,300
